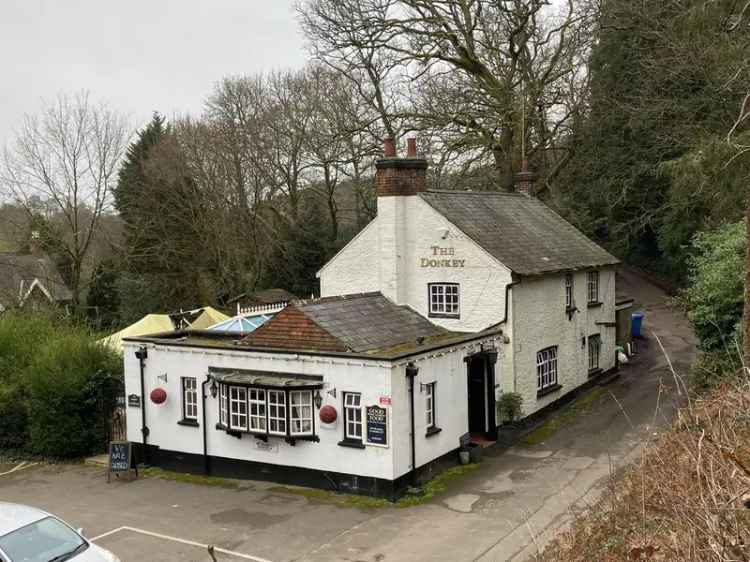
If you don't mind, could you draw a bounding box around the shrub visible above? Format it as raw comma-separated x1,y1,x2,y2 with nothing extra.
680,221,745,352
497,392,524,424
0,311,123,457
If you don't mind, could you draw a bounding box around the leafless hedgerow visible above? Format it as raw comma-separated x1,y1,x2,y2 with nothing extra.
537,369,750,561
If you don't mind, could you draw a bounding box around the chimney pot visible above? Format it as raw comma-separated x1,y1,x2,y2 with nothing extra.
407,137,417,158
383,137,396,158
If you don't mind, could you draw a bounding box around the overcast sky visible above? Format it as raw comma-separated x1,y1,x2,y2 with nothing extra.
0,0,307,147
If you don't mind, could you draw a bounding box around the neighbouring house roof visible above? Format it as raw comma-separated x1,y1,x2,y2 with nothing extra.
419,191,620,276
209,313,274,334
228,288,298,306
0,252,72,308
99,314,176,353
240,292,458,355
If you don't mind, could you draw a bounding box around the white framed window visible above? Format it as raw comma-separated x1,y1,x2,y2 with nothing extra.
587,270,599,303
181,377,198,421
229,386,248,430
268,390,287,435
565,273,573,309
290,390,313,436
428,283,460,318
425,382,436,429
536,346,559,393
588,334,601,371
249,388,267,432
343,392,363,441
219,384,228,426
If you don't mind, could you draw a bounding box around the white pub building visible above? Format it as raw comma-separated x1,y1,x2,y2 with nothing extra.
123,139,619,499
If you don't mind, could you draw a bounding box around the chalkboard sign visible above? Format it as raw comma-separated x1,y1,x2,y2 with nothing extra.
366,405,388,446
107,441,137,482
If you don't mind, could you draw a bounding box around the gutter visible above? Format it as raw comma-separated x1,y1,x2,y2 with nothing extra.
135,346,149,463
405,362,419,486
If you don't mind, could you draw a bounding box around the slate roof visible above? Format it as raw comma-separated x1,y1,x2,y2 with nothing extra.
0,252,72,306
241,292,455,354
419,191,619,276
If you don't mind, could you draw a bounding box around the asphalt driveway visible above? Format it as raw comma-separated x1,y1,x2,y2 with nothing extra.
0,269,696,562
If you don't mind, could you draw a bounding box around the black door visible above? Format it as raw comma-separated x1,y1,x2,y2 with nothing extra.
467,356,486,433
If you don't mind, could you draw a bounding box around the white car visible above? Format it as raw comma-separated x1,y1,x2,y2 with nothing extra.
0,503,119,562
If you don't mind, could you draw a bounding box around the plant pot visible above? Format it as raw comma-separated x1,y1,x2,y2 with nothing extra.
467,442,482,463
458,450,470,465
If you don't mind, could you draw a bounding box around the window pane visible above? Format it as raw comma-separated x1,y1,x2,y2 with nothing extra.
344,392,363,439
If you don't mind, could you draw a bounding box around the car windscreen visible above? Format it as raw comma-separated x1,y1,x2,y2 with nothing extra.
0,516,87,562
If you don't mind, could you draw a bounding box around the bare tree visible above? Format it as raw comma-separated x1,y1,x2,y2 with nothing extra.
298,0,598,191
0,92,129,309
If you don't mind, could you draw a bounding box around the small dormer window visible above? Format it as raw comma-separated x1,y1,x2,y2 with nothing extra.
428,283,460,318
587,271,600,303
564,274,573,309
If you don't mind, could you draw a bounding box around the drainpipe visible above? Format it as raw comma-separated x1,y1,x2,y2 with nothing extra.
405,362,419,485
135,346,149,464
201,374,211,475
497,280,519,325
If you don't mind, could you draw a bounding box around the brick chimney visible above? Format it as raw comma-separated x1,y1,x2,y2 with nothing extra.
376,137,428,304
375,137,428,197
515,159,536,196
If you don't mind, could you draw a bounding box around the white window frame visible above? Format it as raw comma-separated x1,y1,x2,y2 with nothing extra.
249,388,267,432
588,334,601,371
181,377,198,421
425,382,436,429
290,390,313,436
267,390,287,436
219,384,228,426
229,386,248,431
587,270,599,303
536,346,559,393
565,273,573,309
428,283,460,318
343,392,363,441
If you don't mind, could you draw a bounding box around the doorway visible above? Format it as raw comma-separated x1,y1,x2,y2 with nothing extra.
466,353,497,440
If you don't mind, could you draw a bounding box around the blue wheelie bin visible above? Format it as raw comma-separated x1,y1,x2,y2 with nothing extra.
631,312,644,338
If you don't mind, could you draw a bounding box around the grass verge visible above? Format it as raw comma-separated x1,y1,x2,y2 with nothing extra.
522,387,606,446
140,466,243,489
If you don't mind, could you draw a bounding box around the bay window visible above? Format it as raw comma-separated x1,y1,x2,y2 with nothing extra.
217,382,318,442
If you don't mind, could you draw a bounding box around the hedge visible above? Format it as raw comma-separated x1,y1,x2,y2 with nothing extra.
0,311,123,457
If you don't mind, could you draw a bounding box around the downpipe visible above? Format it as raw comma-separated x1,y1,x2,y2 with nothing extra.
202,375,211,475
135,346,149,464
405,362,419,486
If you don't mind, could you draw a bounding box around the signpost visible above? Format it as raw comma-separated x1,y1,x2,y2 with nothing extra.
365,405,388,447
107,441,137,482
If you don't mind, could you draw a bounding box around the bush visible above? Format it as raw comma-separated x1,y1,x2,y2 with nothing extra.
497,392,524,424
0,311,123,457
680,221,745,352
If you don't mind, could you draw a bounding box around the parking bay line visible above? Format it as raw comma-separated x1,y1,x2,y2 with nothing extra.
91,526,274,562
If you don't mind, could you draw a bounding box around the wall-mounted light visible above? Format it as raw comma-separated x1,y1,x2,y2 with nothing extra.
314,390,323,409
157,373,168,383
326,387,337,399
210,378,218,398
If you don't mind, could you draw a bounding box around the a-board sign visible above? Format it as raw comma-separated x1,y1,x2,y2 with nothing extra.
366,405,388,446
127,394,141,408
107,441,137,482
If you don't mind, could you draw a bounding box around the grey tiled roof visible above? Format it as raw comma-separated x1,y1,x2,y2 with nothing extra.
299,292,452,353
420,191,619,276
0,252,72,306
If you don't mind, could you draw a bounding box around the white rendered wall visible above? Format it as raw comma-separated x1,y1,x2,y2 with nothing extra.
510,267,617,417
389,334,502,479
320,194,514,333
123,342,396,480
318,220,379,297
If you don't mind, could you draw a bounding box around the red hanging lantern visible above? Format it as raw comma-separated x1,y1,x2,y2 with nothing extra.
319,405,337,424
150,388,167,404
